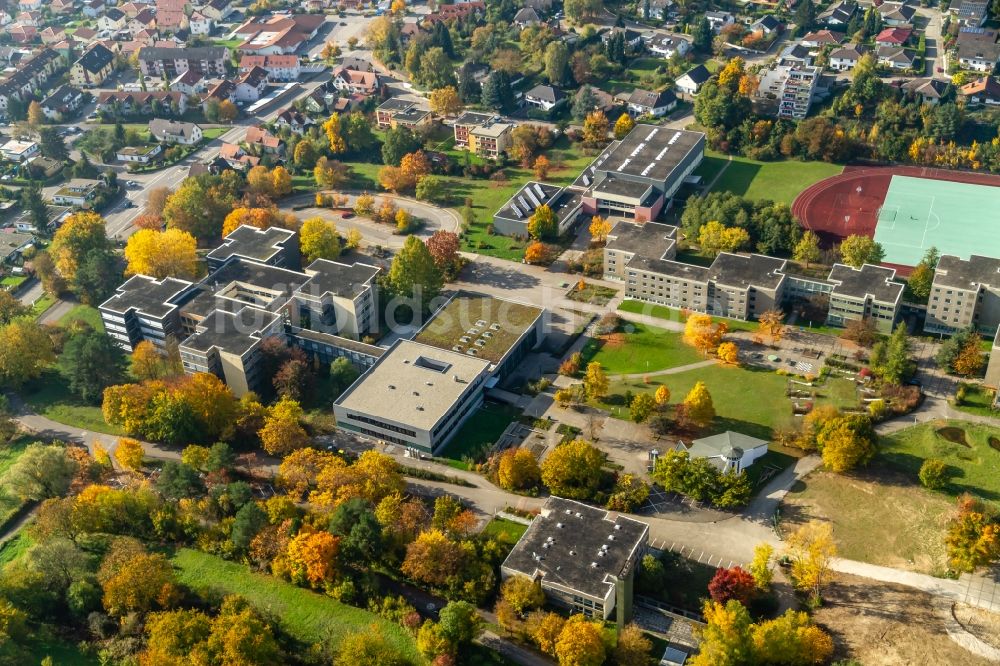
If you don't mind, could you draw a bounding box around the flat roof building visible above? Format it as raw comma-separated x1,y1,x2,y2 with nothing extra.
603,221,677,282
575,125,705,222
501,497,649,623
492,181,582,238
206,224,300,271
925,254,1000,336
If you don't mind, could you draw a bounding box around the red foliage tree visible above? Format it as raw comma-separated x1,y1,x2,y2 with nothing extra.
707,566,757,606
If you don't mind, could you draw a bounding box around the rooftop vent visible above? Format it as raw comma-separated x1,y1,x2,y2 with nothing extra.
608,535,615,541
614,524,621,530
466,349,477,356
490,323,501,331
565,509,573,514
556,522,563,528
416,406,424,411
569,549,576,556
412,391,419,396
425,381,433,386
475,319,487,327
460,335,471,343
452,345,463,352
591,562,599,568
388,384,396,390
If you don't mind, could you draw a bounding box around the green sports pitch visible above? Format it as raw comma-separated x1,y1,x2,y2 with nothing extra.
874,175,1000,266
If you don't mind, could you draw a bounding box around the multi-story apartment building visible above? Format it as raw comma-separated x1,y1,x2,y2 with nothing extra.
0,48,62,116
70,44,115,88
453,111,494,148
706,253,788,320
603,221,677,282
756,65,819,119
573,125,705,222
206,225,300,272
375,97,431,130
137,46,228,78
469,121,514,160
925,254,1000,335
825,264,903,333
100,275,198,352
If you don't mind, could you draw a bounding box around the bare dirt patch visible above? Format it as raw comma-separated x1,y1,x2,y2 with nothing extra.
936,426,970,447
954,602,1000,651
814,574,995,666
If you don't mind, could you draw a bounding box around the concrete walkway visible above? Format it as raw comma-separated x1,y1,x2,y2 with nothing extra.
609,358,717,382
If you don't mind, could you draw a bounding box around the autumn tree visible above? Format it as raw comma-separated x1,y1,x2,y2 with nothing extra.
27,100,44,127
654,385,671,408
841,317,878,348
953,332,985,377
816,413,875,473
756,308,785,345
751,609,834,664
839,234,885,268
583,361,609,400
388,235,444,314
314,156,348,190
614,113,635,140
524,241,555,265
401,528,467,588
5,443,76,500
698,220,750,255
588,216,612,243
334,630,409,666
221,207,287,237
540,439,604,500
683,313,728,354
716,341,739,365
429,86,462,116
425,230,461,278
258,396,309,456
98,540,178,616
49,210,118,304
748,543,774,591
682,381,715,428
793,230,821,267
527,611,565,656
785,520,836,602
629,392,656,423
0,319,55,387
614,624,654,666
496,448,541,491
555,615,606,666
527,204,558,240
163,172,241,240
945,495,1000,572
286,529,341,588
299,217,342,263
582,111,610,146
114,437,145,472
124,228,199,280
218,100,238,122
323,113,347,153
708,566,757,606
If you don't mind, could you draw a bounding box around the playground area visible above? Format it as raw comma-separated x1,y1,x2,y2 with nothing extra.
792,166,1000,267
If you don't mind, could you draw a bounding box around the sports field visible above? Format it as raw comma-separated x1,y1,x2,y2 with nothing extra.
874,176,1000,266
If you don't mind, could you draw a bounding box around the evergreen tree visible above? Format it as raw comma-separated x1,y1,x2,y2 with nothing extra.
457,63,481,103
795,0,816,33
481,70,511,111
572,85,598,120
692,17,713,54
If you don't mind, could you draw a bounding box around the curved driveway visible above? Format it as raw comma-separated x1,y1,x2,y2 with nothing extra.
277,192,462,249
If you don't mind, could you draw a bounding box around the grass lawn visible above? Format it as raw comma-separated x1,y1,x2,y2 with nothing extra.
693,154,728,185
172,548,425,662
438,402,521,463
596,364,794,439
954,386,998,418
20,370,122,436
0,436,32,529
580,322,704,376
782,464,953,575
566,281,618,306
481,517,528,549
707,151,844,205
30,294,56,319
0,275,25,289
25,633,100,666
617,299,759,333
202,127,228,140
0,533,32,569
879,421,1000,501
58,304,104,331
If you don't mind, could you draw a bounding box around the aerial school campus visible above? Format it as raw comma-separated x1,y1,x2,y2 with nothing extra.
3,0,1000,664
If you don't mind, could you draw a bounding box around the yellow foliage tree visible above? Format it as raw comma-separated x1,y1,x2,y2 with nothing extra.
259,396,309,457
953,335,985,377
272,166,293,197
428,86,462,116
124,228,199,280
527,611,565,656
654,385,671,407
299,217,341,263
496,448,541,491
49,211,107,285
614,113,635,140
785,520,836,602
588,216,612,243
682,381,715,428
555,615,606,666
323,113,347,153
114,437,145,472
683,313,728,354
582,111,609,145
277,447,342,498
246,165,277,199
130,341,165,381
716,341,739,365
285,529,340,587
353,193,376,217
756,308,785,345
222,207,281,237
583,361,609,400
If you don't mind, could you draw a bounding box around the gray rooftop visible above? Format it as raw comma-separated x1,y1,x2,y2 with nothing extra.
207,225,297,264
502,497,649,600
581,125,704,187
181,307,280,356
828,263,903,303
100,274,194,319
495,181,563,222
208,257,309,298
708,253,787,291
934,254,1000,291
335,339,491,432
627,255,711,281
606,221,677,259
300,259,381,300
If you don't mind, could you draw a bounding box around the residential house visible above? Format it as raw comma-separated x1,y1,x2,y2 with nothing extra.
452,111,494,148
424,2,485,25
149,118,203,145
98,7,127,33
829,44,869,70
960,75,1000,105
0,48,62,116
705,10,735,32
17,0,43,10
234,14,325,55
51,178,103,205
170,69,207,95
7,24,37,44
219,143,260,170
82,0,105,18
156,10,188,34
0,231,36,266
875,26,912,47
877,1,916,26
901,77,949,104
70,43,115,87
73,27,99,42
339,56,375,72
513,7,540,27
189,11,213,36
15,12,40,28
751,15,782,37
117,143,163,163
779,43,815,67
954,0,988,27
645,32,690,58
234,65,268,103
877,45,915,70
96,90,188,115
0,139,37,162
239,54,300,81
602,27,643,52
119,2,144,17
626,88,677,117
273,107,315,135
244,126,284,154
676,64,711,95
800,30,844,48
202,79,236,108
523,84,565,111
399,22,425,45
956,28,1000,72
128,8,157,35
40,27,67,45
375,97,431,129
40,84,83,120
0,10,11,25
331,66,380,95
823,0,857,26
139,46,228,77
202,0,233,21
